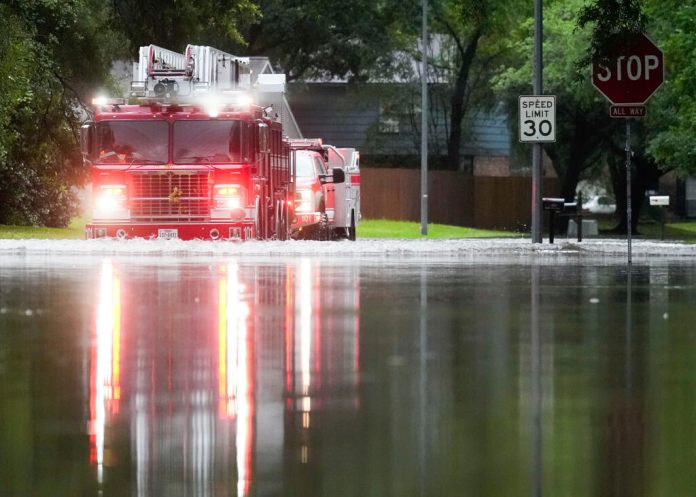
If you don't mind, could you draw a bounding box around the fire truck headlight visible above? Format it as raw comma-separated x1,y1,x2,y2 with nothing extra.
295,189,313,213
220,197,241,209
214,184,243,210
94,184,129,220
96,185,126,211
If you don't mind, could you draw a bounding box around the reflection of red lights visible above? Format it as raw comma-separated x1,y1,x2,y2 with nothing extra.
313,265,321,381
285,264,294,403
112,278,121,406
218,277,230,416
217,263,254,497
89,260,122,481
85,257,361,492
354,276,361,408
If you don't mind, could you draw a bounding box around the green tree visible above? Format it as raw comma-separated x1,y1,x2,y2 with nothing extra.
578,0,689,232
495,0,613,204
496,0,684,233
376,0,529,171
577,0,646,66
239,0,405,81
644,1,696,176
0,0,124,227
243,0,526,172
428,0,528,171
112,0,259,53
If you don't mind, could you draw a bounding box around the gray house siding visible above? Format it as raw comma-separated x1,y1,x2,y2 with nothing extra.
287,85,377,147
287,83,511,161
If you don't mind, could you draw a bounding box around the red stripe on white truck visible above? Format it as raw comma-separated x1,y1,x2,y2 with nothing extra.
349,174,360,185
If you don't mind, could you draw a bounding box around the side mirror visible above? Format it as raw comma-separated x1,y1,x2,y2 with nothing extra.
319,167,345,185
332,167,345,184
80,122,96,162
257,123,269,153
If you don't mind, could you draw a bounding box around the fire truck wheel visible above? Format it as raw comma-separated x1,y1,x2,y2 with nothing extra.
254,196,263,240
319,214,329,241
275,200,287,241
348,210,356,241
281,203,288,240
316,203,329,241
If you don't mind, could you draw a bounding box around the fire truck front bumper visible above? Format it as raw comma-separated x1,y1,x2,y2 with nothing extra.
85,222,256,241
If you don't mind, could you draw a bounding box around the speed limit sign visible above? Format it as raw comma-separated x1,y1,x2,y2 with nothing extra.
519,95,556,143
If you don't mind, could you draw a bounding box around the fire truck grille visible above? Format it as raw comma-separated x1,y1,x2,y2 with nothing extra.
128,171,211,221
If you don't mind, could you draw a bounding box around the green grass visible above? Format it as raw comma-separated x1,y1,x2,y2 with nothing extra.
638,222,696,243
356,219,521,239
0,217,85,239
2,216,695,242
668,222,696,235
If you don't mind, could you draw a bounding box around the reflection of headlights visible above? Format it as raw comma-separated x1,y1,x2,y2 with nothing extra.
295,189,313,212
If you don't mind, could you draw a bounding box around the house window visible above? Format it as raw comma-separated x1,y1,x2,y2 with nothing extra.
378,105,400,134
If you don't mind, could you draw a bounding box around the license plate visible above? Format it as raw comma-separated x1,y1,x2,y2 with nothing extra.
158,229,179,239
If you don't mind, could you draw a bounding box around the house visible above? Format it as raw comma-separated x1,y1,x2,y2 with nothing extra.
286,82,513,176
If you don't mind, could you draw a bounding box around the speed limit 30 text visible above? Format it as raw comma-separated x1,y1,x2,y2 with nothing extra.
521,99,553,118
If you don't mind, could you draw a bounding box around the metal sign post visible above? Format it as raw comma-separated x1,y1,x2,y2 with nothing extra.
626,120,632,265
531,0,543,244
520,95,555,246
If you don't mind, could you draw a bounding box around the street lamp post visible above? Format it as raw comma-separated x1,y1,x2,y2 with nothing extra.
420,0,428,236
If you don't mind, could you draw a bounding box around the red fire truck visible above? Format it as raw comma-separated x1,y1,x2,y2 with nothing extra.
287,139,360,240
81,45,294,241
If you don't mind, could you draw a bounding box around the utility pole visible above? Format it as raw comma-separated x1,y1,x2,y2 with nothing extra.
420,0,428,236
531,0,543,243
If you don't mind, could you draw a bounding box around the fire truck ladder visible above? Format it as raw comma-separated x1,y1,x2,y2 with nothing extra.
186,45,250,91
132,44,250,97
137,45,191,79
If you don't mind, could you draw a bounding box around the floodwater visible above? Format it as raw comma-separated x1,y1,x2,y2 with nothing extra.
1,254,695,497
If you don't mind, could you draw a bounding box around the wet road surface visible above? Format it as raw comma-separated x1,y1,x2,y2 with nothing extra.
1,255,695,496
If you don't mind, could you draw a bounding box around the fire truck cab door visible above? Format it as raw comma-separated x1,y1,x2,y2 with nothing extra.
316,157,334,220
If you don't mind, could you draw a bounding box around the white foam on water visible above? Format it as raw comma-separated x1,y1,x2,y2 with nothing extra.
1,237,695,259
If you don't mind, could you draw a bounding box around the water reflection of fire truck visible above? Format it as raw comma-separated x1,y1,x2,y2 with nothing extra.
88,259,360,495
81,44,301,241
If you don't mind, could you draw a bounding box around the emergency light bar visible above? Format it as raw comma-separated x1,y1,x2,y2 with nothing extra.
92,97,126,106
287,138,323,150
125,90,254,110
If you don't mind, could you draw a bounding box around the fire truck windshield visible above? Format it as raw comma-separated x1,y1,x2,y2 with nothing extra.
173,120,247,164
296,154,317,178
96,121,168,164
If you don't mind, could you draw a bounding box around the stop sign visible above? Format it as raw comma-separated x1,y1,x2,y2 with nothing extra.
592,33,664,104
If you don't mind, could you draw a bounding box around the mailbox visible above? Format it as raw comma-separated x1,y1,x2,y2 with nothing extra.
542,198,565,211
543,197,586,244
562,201,578,213
649,195,669,240
649,195,669,206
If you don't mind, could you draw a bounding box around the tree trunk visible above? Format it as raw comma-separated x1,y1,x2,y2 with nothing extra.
447,30,481,171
